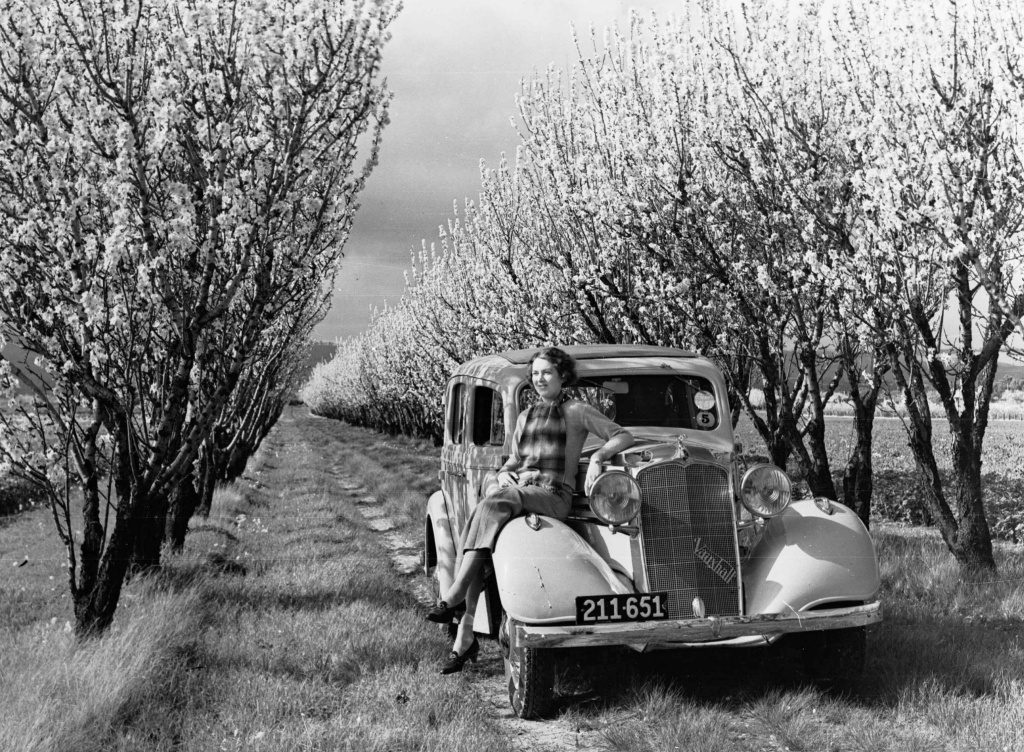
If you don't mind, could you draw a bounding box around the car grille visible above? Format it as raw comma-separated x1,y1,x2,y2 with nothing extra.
636,460,741,618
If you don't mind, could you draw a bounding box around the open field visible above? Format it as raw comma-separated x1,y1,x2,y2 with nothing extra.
734,413,1024,478
1,408,1023,751
734,414,1024,541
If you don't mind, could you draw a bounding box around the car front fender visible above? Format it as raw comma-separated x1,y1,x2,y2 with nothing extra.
425,490,456,592
743,499,880,615
493,516,632,624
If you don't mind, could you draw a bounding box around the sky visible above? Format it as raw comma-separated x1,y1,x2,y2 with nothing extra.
312,0,682,342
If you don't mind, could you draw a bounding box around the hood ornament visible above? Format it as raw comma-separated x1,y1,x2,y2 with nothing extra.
674,435,689,461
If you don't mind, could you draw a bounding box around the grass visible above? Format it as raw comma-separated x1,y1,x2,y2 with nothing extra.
1,407,1022,751
0,407,509,752
0,585,203,752
560,524,1024,752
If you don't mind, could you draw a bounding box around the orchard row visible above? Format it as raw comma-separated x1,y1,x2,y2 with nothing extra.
306,0,1024,571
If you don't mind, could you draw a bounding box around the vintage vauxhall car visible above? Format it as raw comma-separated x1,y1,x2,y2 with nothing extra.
423,344,881,718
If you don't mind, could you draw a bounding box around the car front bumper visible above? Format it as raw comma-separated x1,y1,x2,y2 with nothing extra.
513,601,882,649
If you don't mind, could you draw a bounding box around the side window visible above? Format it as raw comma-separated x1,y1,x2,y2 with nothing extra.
471,387,505,447
447,383,466,444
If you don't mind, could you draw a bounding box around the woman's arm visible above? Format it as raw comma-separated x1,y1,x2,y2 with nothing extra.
575,403,635,494
497,412,528,487
584,429,635,494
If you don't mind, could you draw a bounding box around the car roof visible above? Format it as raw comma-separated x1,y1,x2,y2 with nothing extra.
452,344,713,384
497,344,696,364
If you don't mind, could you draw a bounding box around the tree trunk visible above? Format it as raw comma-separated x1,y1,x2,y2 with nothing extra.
224,443,250,482
723,354,751,429
742,362,792,469
74,502,136,637
794,342,838,500
841,350,881,528
889,348,996,573
842,431,873,527
78,464,105,597
948,434,995,571
197,452,217,517
800,415,838,500
129,492,169,575
165,474,202,551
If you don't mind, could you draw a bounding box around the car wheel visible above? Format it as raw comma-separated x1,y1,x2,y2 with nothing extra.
502,614,556,719
799,626,866,688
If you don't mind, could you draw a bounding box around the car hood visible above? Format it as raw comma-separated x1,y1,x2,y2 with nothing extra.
584,426,734,462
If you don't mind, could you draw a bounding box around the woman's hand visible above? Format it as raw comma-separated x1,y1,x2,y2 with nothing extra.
584,457,603,496
497,470,519,488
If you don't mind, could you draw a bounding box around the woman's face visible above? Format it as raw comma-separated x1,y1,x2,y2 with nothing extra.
531,357,564,402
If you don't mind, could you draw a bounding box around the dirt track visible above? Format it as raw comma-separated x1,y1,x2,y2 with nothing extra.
301,407,611,751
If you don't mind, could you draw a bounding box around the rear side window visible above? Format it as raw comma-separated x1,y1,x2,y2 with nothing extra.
447,382,466,444
472,387,505,446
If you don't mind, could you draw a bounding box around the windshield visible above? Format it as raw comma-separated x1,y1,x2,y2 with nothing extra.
518,374,721,431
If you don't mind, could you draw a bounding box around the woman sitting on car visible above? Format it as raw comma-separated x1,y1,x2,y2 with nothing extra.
426,346,634,674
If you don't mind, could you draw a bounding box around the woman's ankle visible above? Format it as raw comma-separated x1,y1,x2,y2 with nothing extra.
454,623,476,652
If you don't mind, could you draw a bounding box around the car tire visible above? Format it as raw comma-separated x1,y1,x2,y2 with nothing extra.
799,626,866,688
502,615,556,719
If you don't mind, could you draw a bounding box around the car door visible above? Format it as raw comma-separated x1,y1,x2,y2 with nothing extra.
440,380,471,536
464,382,507,511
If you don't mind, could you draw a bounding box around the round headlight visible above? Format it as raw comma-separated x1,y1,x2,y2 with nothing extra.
740,464,792,518
589,471,642,525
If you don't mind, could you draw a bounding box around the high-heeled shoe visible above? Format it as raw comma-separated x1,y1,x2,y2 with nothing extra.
425,599,464,623
440,637,479,675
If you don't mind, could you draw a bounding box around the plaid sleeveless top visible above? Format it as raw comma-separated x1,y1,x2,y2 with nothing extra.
517,398,568,493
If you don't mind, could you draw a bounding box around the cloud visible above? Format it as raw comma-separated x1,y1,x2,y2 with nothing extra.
316,0,688,341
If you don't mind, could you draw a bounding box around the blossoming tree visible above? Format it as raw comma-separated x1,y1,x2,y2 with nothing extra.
0,0,393,633
828,0,1024,571
304,1,1023,572
165,294,327,552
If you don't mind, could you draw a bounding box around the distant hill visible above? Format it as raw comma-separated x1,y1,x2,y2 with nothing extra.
746,352,1024,395
996,358,1024,384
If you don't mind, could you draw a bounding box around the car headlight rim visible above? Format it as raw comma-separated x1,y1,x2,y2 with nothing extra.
740,464,792,518
589,471,642,525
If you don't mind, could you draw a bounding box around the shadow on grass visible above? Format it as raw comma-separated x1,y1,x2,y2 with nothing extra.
145,561,417,615
603,641,819,707
550,615,1022,720
0,476,45,526
279,531,359,548
220,584,412,613
863,618,1020,701
195,555,422,615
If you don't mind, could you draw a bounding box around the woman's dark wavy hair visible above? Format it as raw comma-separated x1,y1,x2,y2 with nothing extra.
530,347,578,387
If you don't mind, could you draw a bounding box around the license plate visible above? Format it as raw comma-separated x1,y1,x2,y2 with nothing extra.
575,593,669,624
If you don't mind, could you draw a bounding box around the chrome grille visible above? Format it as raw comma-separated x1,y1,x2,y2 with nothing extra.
637,461,741,618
